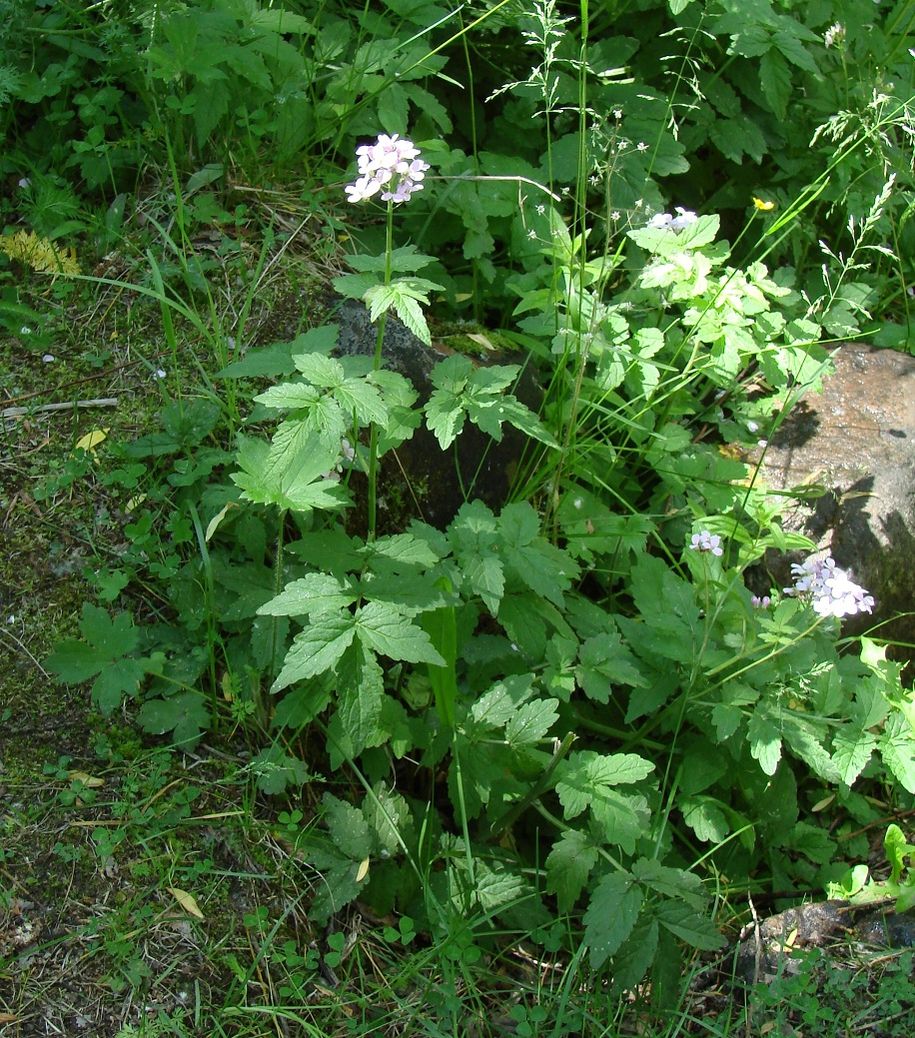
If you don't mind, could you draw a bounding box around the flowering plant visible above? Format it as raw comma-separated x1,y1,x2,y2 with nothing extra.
787,555,875,619
344,133,430,204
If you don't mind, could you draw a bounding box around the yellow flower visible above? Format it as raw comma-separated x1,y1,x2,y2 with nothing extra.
753,197,775,212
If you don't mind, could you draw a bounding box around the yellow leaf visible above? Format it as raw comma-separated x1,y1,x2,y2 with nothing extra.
812,794,835,812
753,197,775,212
125,493,147,512
67,770,104,788
168,887,205,919
356,857,370,883
76,428,109,452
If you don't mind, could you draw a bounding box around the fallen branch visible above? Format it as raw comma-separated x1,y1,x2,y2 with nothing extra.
1,396,119,419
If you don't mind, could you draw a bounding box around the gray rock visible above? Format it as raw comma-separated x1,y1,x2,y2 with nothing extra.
756,342,915,657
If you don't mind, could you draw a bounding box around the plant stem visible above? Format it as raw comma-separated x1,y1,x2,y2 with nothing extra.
367,201,394,542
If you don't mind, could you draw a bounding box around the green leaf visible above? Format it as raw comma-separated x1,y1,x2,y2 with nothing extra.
879,714,915,794
576,632,645,703
91,659,150,715
884,824,915,885
250,746,311,794
425,387,466,448
546,830,599,912
612,918,659,991
136,691,209,747
471,675,535,729
323,793,373,861
759,49,791,119
355,602,445,666
681,797,729,843
333,643,385,761
832,725,876,786
583,871,642,968
475,861,528,912
655,901,724,950
271,611,356,692
505,698,559,747
748,706,782,776
556,751,655,817
500,502,575,606
258,573,356,618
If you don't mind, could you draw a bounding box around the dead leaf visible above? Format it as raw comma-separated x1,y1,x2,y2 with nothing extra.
75,428,109,453
356,857,370,883
67,770,104,788
168,887,205,920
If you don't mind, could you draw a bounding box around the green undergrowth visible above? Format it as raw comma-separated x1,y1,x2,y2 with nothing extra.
2,1,914,1035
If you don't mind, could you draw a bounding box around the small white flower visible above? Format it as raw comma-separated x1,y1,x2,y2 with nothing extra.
42,354,55,363
611,211,620,220
747,420,759,433
785,555,874,618
751,595,771,609
153,368,167,380
536,204,546,215
670,206,697,231
690,530,723,556
824,23,845,48
636,141,648,152
613,108,623,120
527,228,538,240
20,326,31,335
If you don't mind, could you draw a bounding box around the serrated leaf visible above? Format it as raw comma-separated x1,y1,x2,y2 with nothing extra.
250,746,311,794
258,573,356,618
333,643,385,760
681,797,729,843
475,861,527,912
505,698,559,747
748,708,782,776
879,714,915,793
583,872,642,968
655,901,724,950
556,751,655,816
546,830,598,912
136,691,209,747
576,632,645,702
832,725,876,786
424,387,467,449
355,601,444,665
471,674,535,729
323,793,373,861
271,612,356,692
612,918,660,991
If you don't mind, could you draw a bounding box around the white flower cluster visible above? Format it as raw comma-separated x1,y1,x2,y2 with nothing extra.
648,207,697,232
344,134,430,204
787,556,874,619
690,530,723,556
824,23,845,48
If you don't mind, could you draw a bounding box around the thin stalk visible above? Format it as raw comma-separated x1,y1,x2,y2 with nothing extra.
366,202,394,543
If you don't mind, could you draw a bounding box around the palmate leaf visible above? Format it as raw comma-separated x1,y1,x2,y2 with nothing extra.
136,691,210,748
583,871,642,969
46,605,151,715
232,433,348,513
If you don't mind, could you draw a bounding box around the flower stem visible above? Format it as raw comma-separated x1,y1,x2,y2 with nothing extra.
366,201,395,542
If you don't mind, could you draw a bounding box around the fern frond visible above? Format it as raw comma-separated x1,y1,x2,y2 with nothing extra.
0,230,81,276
